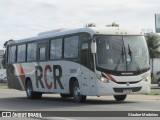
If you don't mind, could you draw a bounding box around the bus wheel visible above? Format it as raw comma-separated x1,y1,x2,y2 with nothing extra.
60,93,73,98
26,80,42,99
73,81,86,103
158,80,160,87
114,95,127,102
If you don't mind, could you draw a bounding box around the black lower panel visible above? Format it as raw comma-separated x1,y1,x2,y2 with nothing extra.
8,76,23,90
113,87,142,93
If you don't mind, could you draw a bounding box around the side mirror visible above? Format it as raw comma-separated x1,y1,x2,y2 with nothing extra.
91,40,97,53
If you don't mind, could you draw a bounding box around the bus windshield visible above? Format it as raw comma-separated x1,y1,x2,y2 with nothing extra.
96,35,149,73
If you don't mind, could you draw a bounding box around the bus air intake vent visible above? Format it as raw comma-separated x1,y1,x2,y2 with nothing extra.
113,87,142,93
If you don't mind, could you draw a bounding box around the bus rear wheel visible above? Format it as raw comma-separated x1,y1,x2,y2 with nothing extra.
26,80,42,99
114,95,127,101
72,81,86,103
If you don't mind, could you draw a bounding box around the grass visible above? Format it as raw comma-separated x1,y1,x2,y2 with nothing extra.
145,90,160,96
0,85,8,89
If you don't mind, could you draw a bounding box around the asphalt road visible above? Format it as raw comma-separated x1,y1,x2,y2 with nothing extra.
0,89,160,120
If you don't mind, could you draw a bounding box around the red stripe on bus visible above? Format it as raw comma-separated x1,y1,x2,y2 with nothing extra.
17,64,26,88
104,72,117,82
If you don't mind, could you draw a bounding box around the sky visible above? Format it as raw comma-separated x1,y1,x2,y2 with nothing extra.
0,0,160,49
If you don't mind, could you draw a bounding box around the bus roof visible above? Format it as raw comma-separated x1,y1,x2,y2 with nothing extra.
8,27,144,45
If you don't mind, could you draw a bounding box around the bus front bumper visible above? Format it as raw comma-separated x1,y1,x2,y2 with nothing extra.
96,78,151,96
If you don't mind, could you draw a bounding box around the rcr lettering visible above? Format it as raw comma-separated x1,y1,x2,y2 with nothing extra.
35,65,64,89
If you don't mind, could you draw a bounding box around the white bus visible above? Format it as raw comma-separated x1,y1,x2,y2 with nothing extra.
6,27,151,103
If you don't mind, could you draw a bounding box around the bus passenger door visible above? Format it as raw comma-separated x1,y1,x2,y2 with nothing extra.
81,42,95,95
36,43,48,92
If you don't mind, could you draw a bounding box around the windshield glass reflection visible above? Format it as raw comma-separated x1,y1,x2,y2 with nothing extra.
96,35,149,73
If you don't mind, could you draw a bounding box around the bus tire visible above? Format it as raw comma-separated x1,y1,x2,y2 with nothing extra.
158,80,160,87
60,93,73,98
73,81,86,103
114,95,127,101
26,80,42,99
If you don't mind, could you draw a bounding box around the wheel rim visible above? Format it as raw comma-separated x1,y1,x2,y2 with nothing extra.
74,87,81,99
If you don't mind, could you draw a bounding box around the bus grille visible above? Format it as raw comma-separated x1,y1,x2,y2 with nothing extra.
115,81,141,84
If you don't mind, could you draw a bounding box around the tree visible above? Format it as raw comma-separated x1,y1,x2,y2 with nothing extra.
146,33,160,80
1,52,6,69
85,23,96,27
106,22,119,27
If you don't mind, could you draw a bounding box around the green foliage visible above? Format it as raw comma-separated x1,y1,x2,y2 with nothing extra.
1,52,6,69
146,33,160,80
106,22,119,27
146,33,160,58
145,90,160,96
0,86,8,89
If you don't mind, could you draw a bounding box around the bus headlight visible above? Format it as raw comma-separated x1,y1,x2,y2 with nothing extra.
100,77,109,83
96,74,109,83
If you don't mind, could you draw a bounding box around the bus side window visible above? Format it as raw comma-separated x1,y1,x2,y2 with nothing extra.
50,38,62,60
8,46,16,63
27,43,37,61
17,44,26,62
39,47,46,61
64,36,79,59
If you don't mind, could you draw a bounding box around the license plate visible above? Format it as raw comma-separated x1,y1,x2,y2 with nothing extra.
123,89,132,93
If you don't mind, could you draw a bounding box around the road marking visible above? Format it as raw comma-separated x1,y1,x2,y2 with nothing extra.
0,108,15,111
134,108,160,111
51,117,75,120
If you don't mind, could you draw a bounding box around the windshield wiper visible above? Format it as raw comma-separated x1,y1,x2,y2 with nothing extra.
128,44,132,61
121,47,125,62
114,47,125,71
127,44,142,73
